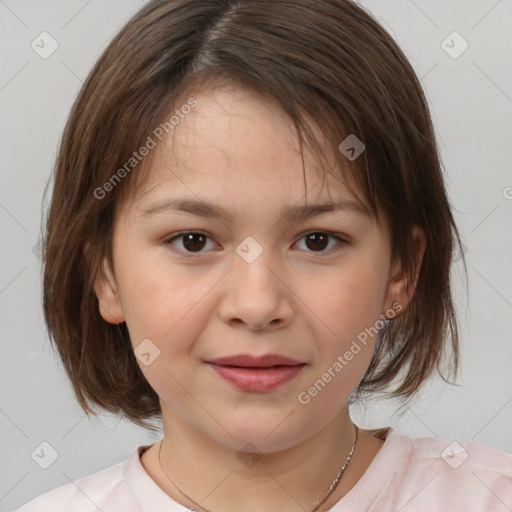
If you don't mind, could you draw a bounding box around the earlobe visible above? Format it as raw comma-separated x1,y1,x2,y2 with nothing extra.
93,257,125,324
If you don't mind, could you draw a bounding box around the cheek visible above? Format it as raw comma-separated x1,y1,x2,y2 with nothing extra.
309,260,387,334
116,248,212,349
296,273,382,419
118,255,217,402
299,256,388,378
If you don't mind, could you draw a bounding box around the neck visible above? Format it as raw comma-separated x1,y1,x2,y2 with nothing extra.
146,406,362,512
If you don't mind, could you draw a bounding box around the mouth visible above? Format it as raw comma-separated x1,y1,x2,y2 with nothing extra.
205,354,306,392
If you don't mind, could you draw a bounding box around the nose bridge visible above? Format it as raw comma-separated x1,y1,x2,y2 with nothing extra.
233,234,280,291
218,235,294,329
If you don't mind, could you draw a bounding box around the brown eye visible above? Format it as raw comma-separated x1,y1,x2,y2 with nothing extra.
295,231,345,254
182,233,207,252
165,232,215,253
304,232,329,251
165,230,346,256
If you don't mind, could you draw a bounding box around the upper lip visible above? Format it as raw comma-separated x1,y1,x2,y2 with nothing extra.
206,354,305,367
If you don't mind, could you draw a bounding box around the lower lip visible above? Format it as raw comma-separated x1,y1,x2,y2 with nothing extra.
206,363,305,392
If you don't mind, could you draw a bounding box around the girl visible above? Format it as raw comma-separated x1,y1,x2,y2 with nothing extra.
16,0,511,511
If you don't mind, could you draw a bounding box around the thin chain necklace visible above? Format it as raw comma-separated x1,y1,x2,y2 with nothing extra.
157,423,358,512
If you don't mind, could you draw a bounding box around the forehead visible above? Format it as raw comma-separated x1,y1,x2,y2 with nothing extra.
122,82,372,220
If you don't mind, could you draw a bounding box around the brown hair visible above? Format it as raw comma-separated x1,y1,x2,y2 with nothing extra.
42,0,466,431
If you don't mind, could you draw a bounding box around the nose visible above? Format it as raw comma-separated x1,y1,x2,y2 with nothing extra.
218,248,295,331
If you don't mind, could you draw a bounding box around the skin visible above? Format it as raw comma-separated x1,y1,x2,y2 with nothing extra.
94,81,425,512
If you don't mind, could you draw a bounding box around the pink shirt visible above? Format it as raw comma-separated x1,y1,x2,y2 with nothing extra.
15,427,512,511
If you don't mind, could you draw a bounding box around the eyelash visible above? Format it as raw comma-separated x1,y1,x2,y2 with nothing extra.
163,230,347,256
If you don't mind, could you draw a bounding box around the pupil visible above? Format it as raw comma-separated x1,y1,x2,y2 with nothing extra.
183,233,206,252
305,233,328,251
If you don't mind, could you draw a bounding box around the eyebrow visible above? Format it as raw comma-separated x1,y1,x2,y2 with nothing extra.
141,197,371,222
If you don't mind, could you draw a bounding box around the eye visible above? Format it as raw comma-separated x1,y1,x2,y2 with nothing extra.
164,230,347,255
164,231,217,254
294,231,346,254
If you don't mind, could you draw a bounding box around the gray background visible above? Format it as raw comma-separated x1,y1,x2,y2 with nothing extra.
1,0,511,510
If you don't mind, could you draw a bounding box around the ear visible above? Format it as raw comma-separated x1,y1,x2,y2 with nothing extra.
384,225,426,319
93,257,125,324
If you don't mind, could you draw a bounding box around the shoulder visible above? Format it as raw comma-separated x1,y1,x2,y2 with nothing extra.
381,429,512,510
398,430,512,476
13,449,135,512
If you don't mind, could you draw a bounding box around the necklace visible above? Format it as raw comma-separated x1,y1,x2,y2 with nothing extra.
157,423,358,512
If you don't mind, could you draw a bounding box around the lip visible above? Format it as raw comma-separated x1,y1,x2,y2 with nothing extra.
206,354,304,367
205,354,306,392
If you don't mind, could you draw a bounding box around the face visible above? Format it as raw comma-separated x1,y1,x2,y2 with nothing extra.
94,82,414,453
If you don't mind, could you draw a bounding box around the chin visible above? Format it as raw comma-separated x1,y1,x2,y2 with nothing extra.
204,410,320,455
